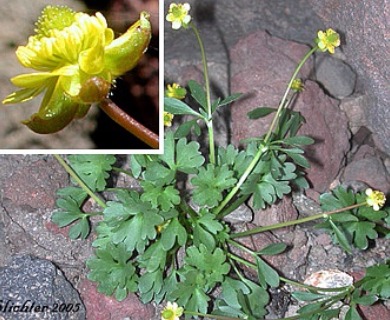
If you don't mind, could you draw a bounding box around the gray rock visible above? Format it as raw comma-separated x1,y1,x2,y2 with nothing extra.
315,55,356,99
0,255,85,320
339,94,369,134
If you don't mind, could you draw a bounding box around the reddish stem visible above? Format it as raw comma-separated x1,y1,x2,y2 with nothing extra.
99,98,159,149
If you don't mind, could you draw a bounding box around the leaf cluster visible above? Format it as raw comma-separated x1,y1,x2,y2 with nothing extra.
316,186,389,253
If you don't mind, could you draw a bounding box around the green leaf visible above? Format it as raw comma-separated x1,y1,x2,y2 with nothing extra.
283,135,315,146
216,93,242,110
284,151,311,168
138,269,164,303
175,137,205,174
218,144,254,177
52,196,91,239
129,155,143,179
68,218,90,239
87,243,137,301
159,130,175,169
241,170,292,209
92,222,114,248
277,109,305,138
193,222,217,250
184,244,230,289
351,292,378,306
52,197,84,227
67,154,116,191
345,306,362,320
56,186,88,204
188,80,207,110
140,181,180,211
345,221,377,249
158,132,205,174
292,291,326,301
320,186,356,212
239,279,269,318
160,218,188,250
256,256,280,288
143,162,175,186
164,97,202,117
219,277,250,310
191,164,237,207
137,241,167,272
198,211,225,234
104,192,164,253
329,213,359,222
174,118,202,138
329,219,352,253
247,107,276,119
257,242,287,255
359,261,390,299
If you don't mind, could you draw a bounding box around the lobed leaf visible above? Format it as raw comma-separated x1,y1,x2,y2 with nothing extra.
67,154,116,192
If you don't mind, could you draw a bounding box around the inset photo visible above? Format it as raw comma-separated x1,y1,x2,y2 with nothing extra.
0,0,161,152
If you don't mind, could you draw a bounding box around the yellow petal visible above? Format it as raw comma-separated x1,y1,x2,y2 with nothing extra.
78,42,105,74
10,73,58,88
2,87,45,104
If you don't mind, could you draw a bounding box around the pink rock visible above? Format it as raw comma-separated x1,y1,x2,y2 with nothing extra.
252,197,298,235
342,145,390,194
79,279,155,320
3,158,66,209
358,303,390,320
230,31,350,193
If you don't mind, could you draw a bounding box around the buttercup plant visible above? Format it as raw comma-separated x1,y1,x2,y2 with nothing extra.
51,3,389,320
3,5,158,148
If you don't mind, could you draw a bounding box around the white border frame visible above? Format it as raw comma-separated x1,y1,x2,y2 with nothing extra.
1,0,164,155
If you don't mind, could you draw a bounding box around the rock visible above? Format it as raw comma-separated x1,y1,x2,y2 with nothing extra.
252,197,298,235
295,81,350,192
315,55,356,99
230,30,313,144
79,280,155,320
339,94,369,134
224,204,253,224
230,30,350,193
341,145,390,194
0,255,86,320
308,0,390,155
358,303,390,320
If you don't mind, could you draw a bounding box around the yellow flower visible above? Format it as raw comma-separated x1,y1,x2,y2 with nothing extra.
315,28,341,54
365,188,386,211
166,3,191,30
165,83,187,100
2,5,151,134
161,301,183,320
291,79,304,92
164,112,174,127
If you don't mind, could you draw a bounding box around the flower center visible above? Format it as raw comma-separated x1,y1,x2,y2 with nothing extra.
35,5,76,38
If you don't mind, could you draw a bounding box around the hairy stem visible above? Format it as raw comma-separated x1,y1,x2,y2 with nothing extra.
99,98,159,149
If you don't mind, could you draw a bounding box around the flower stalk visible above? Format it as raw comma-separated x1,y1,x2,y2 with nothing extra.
99,98,159,149
231,202,364,239
190,23,216,164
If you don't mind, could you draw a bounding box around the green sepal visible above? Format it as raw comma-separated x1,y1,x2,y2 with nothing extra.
104,11,151,77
